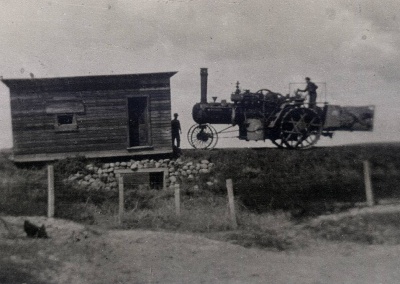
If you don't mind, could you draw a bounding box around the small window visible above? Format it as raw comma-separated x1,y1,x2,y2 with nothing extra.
58,115,74,125
55,114,78,132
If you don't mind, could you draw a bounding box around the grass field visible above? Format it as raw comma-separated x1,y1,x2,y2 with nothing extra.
183,143,400,212
1,143,400,249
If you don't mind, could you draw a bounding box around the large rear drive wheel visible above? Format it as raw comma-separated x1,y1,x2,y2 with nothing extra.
280,108,322,149
270,138,288,149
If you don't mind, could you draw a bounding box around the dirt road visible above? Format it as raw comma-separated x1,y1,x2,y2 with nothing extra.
55,230,400,284
2,217,400,284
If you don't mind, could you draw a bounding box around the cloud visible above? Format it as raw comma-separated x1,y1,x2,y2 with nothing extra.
333,1,400,82
1,0,398,79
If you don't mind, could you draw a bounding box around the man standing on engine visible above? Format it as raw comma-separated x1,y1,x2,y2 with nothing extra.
171,113,182,148
298,77,318,109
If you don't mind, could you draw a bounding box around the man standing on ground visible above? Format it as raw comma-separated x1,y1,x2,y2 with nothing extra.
298,77,318,109
171,113,182,148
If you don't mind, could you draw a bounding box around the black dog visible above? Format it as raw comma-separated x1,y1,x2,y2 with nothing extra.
24,220,48,238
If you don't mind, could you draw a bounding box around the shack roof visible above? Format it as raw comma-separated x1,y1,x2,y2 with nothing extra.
1,71,177,92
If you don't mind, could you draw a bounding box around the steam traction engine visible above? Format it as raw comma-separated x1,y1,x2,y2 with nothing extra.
188,68,374,149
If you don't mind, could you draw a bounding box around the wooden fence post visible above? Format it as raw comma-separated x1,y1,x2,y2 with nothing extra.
175,184,181,216
47,165,55,218
363,160,375,206
118,175,124,225
226,179,238,229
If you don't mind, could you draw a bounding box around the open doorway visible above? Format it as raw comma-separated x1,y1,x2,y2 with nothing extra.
128,97,149,147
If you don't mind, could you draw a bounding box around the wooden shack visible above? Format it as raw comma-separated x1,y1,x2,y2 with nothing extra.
2,72,177,162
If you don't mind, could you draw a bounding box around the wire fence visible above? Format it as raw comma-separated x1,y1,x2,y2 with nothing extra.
42,158,400,221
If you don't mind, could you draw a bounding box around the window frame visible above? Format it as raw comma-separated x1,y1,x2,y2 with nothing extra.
54,113,78,132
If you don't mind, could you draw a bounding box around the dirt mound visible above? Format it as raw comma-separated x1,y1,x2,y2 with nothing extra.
309,203,400,225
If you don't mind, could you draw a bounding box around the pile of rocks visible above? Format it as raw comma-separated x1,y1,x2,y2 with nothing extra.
66,158,215,191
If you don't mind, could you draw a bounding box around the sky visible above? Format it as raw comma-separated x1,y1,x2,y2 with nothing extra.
0,0,399,149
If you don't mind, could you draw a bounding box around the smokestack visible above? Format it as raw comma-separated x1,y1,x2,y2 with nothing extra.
200,68,208,103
